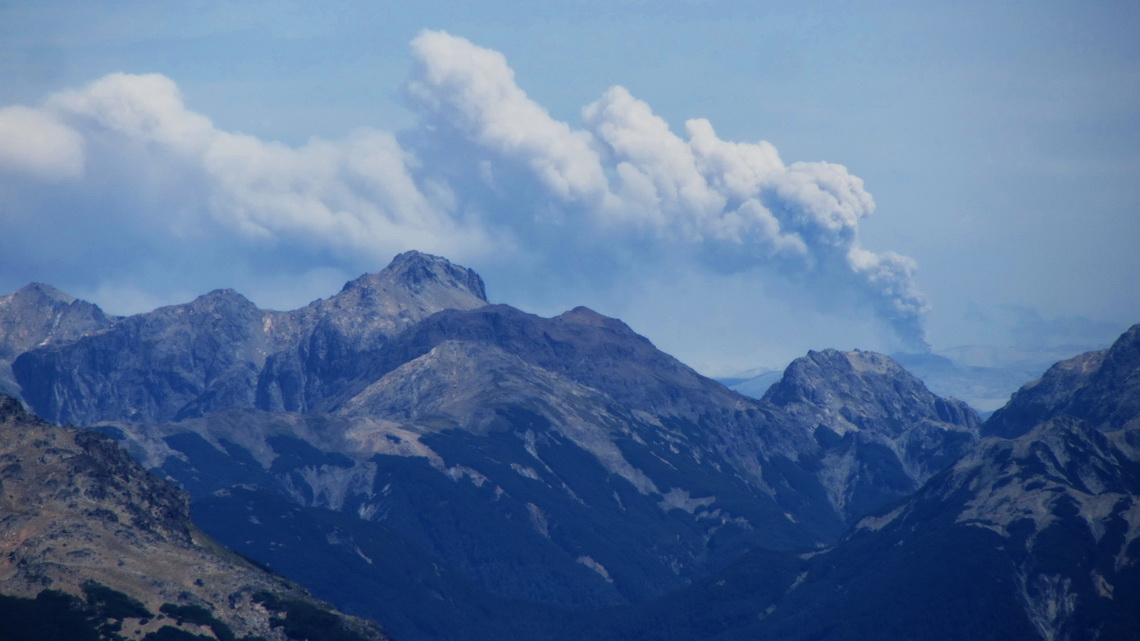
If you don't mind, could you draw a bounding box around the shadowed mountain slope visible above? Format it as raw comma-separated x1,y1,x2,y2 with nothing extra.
572,323,1140,641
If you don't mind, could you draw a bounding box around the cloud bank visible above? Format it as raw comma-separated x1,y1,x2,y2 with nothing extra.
0,30,929,350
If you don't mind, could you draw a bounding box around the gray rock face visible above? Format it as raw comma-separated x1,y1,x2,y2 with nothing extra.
0,283,117,398
254,251,486,414
15,288,268,423
986,323,1140,437
763,349,980,520
781,332,1140,639
765,349,978,431
667,414,1140,641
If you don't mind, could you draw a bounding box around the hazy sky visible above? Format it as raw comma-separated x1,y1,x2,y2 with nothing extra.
1,0,1137,374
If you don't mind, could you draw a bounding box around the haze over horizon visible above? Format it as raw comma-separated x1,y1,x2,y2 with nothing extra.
2,1,1136,374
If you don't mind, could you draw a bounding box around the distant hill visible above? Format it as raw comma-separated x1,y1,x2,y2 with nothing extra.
720,342,1095,416
892,343,1112,414
715,368,782,399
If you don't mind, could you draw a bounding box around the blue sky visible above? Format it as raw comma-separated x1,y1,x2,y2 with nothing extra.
1,0,1137,373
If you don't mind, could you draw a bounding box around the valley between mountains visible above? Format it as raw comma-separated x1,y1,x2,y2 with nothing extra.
1,251,1136,641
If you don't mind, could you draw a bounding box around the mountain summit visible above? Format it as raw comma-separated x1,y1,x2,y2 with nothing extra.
0,283,116,398
986,323,1140,437
370,250,488,302
325,250,488,327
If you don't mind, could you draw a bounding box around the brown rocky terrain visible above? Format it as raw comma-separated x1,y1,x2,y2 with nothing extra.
0,394,387,641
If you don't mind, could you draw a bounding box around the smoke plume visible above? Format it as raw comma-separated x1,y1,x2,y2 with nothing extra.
406,31,929,349
0,30,929,350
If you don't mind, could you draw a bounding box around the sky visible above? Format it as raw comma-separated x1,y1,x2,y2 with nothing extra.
1,0,1137,375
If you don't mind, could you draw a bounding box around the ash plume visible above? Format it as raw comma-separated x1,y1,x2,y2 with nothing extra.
0,30,929,350
406,31,930,350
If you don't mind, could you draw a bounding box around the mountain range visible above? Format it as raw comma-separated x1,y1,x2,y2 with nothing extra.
721,343,1111,416
569,323,1140,640
1,251,1135,641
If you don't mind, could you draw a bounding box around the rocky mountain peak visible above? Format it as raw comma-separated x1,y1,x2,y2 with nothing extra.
343,250,488,303
764,348,931,411
179,288,260,315
0,283,117,399
555,306,635,332
1091,322,1140,388
756,348,979,522
559,306,605,321
7,282,77,304
306,251,489,343
0,283,115,359
985,322,1140,438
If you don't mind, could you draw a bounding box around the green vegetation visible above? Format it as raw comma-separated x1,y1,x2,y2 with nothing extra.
83,581,153,621
159,603,236,641
0,590,102,641
143,627,214,641
0,586,275,641
252,592,370,641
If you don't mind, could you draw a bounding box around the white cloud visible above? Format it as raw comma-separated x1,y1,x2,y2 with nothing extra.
5,69,494,261
405,31,929,348
407,29,609,206
0,30,930,350
584,86,727,232
0,106,84,180
48,73,215,153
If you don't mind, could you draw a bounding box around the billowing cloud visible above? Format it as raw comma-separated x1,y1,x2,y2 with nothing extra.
406,30,929,349
0,30,929,350
0,106,84,180
407,32,610,207
47,72,484,257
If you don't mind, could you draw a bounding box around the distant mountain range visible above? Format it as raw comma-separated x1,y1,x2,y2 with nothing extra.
890,345,1108,415
572,324,1140,641
1,251,1135,641
722,344,1108,416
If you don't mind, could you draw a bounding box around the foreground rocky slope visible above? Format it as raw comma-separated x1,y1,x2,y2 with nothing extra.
574,323,1140,641
0,395,387,641
4,252,980,641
